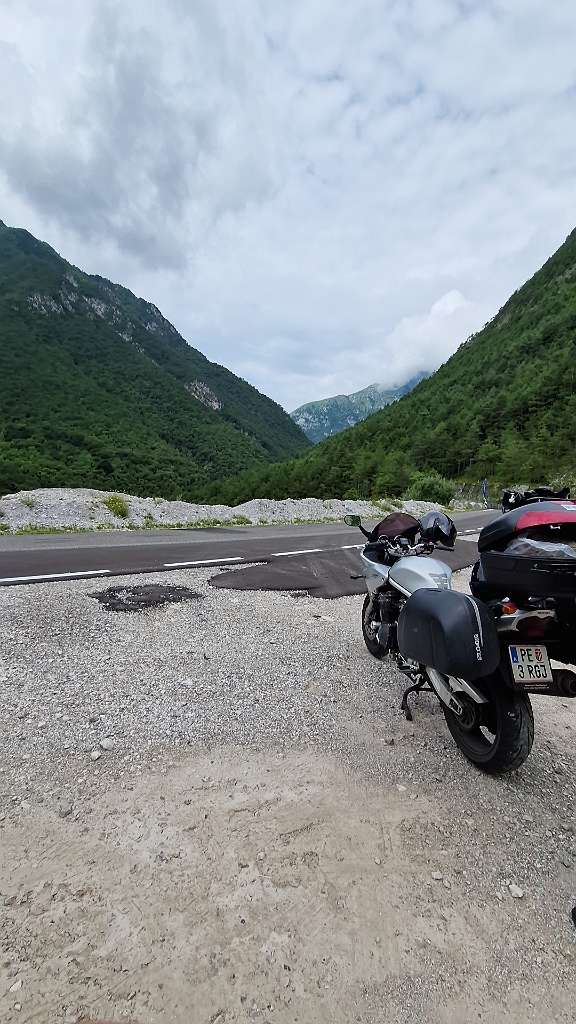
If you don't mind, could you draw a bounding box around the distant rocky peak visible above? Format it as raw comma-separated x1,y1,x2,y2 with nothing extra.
291,374,425,443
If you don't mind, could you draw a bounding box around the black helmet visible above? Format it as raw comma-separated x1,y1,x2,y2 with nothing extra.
418,510,457,548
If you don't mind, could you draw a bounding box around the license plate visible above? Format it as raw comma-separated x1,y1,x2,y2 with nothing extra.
508,644,553,684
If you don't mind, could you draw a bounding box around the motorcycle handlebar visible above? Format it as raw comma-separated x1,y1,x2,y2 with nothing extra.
369,538,451,556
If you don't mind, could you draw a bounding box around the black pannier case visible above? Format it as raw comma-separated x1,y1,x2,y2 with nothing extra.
397,589,500,680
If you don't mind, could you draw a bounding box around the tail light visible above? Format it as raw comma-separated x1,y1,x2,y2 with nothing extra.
517,615,549,638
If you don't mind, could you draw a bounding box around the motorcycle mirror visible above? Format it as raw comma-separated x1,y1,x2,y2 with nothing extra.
344,514,362,528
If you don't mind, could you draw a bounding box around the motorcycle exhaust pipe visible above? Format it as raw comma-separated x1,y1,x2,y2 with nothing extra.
523,669,576,698
552,669,576,698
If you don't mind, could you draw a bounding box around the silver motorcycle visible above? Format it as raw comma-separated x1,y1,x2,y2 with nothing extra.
345,509,534,774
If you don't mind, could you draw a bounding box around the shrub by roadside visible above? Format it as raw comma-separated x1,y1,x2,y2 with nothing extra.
406,471,457,505
102,494,130,519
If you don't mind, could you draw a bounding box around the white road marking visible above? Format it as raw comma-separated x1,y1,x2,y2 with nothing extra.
0,569,111,583
163,556,243,567
271,548,324,557
1,522,487,587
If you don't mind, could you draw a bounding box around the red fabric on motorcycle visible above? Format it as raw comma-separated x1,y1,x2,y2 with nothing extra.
516,508,576,531
368,512,419,544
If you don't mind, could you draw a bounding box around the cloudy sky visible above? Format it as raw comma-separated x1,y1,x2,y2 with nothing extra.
1,1,576,411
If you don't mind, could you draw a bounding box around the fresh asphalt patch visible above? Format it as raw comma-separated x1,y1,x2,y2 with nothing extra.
211,547,366,599
210,538,479,600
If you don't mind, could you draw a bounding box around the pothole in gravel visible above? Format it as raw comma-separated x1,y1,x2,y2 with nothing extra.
90,584,204,612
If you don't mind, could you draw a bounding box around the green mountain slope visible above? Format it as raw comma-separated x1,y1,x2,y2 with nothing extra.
291,375,425,443
206,227,576,503
0,221,309,498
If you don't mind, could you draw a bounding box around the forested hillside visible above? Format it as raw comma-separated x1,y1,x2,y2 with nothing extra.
0,222,309,498
291,375,425,443
205,227,576,504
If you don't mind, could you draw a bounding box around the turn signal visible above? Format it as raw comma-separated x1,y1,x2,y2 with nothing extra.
501,601,518,615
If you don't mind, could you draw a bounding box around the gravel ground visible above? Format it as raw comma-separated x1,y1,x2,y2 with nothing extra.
0,566,575,1023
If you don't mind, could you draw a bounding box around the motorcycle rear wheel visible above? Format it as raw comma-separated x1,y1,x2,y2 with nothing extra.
441,671,534,774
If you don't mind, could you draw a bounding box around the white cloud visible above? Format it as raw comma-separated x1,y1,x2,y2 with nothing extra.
1,0,575,409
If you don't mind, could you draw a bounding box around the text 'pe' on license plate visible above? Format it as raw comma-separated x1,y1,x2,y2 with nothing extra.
508,645,553,683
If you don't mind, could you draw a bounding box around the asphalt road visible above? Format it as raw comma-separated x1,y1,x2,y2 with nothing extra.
211,537,482,600
0,509,497,588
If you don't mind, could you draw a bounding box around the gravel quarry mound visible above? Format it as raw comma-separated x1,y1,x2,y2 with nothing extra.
0,487,448,533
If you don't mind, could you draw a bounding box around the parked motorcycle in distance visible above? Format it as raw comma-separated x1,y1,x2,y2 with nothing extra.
345,505,576,774
501,485,570,514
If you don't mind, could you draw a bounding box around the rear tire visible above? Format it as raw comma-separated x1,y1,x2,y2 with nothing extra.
362,594,388,659
441,671,534,774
